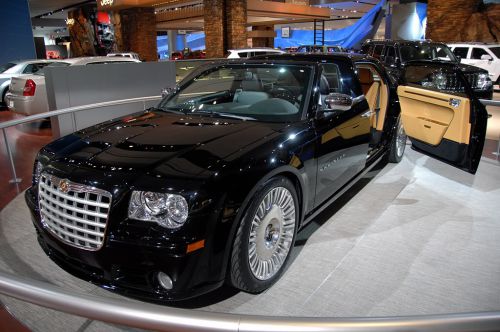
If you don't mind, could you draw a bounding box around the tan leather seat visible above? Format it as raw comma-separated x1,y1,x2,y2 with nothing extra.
358,68,373,95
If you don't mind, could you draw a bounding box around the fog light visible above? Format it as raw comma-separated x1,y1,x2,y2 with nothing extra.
157,272,173,290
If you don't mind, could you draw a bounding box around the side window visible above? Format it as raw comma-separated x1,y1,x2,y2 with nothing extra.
22,64,35,74
453,47,469,59
372,44,384,59
404,65,466,96
320,62,363,98
471,48,489,60
361,44,372,55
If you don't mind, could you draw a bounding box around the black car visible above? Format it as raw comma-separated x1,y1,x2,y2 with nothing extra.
361,40,494,99
25,54,488,301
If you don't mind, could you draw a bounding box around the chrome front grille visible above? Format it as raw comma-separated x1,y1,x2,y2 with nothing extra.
38,173,112,251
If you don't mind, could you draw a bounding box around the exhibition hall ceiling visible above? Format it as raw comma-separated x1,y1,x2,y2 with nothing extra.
28,0,87,18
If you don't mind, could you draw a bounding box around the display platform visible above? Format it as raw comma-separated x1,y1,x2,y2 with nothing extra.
1,148,499,332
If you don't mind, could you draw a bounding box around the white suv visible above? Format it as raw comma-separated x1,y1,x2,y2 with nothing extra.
448,43,500,85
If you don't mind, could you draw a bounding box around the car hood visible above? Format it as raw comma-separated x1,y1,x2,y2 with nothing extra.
47,110,286,179
456,62,488,74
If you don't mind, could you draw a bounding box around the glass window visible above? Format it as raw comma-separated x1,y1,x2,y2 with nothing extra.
471,48,489,59
404,64,466,96
35,62,71,76
453,47,469,59
489,47,500,58
22,63,50,74
159,64,313,122
372,44,384,59
400,44,457,62
0,63,16,73
320,62,363,98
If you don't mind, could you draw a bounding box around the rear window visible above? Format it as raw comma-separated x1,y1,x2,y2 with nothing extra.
471,48,489,60
35,62,71,76
490,47,500,58
0,63,16,73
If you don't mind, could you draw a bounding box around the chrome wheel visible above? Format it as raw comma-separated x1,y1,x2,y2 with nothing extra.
248,187,296,281
395,119,407,158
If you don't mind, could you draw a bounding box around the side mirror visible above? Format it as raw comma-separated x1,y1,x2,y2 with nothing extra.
161,86,176,98
481,54,493,61
323,93,353,112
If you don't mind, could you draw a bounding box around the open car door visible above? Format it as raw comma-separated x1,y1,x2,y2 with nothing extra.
397,62,488,174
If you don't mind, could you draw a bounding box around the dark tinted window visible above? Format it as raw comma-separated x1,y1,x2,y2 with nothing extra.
360,44,372,55
22,63,51,74
453,47,469,58
0,63,16,73
490,47,500,58
385,46,395,58
320,62,363,98
471,48,489,60
400,44,457,62
404,64,467,96
373,44,384,59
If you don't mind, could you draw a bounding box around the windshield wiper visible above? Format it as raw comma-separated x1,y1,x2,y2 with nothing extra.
189,110,256,121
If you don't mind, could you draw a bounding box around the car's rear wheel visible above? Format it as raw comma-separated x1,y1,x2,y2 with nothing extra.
1,88,8,107
388,115,407,163
230,176,298,293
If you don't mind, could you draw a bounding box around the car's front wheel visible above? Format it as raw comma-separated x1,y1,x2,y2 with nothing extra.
388,115,407,163
230,176,298,293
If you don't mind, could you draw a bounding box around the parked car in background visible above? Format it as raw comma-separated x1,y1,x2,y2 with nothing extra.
6,57,140,116
27,54,487,301
184,50,206,59
285,46,298,53
107,52,141,61
361,40,494,99
0,60,56,106
171,52,184,60
448,43,500,86
296,45,345,54
227,47,285,58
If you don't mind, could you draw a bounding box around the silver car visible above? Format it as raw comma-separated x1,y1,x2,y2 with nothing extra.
0,60,56,105
6,56,140,115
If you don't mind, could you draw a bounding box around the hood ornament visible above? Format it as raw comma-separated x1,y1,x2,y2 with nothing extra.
58,179,70,193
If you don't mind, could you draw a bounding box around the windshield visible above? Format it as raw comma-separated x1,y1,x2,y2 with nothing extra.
490,47,500,58
158,64,313,122
35,62,71,76
0,63,16,73
400,44,458,63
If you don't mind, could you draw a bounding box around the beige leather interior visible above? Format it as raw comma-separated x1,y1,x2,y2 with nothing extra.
357,65,388,130
397,86,471,145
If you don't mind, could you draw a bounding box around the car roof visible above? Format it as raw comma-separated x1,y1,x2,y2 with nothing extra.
61,56,140,65
229,48,284,52
250,52,365,63
364,39,448,46
448,43,500,47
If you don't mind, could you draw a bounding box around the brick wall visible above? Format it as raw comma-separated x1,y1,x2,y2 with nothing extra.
204,0,247,58
427,0,500,42
117,7,158,61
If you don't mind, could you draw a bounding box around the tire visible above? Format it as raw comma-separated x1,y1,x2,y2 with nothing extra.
230,176,299,293
1,88,8,107
388,115,407,163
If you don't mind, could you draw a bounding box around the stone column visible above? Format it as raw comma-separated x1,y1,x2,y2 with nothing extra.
116,7,158,61
204,0,247,58
167,30,178,57
427,0,500,42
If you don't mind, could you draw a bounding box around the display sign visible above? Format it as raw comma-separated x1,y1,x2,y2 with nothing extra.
282,26,290,38
100,0,114,6
65,18,75,26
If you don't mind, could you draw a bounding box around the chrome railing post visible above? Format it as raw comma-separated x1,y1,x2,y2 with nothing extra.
1,128,22,184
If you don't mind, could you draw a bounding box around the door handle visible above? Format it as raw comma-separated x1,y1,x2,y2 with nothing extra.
361,111,373,118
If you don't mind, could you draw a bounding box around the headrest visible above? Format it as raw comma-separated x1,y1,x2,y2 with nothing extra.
358,68,373,85
319,75,330,94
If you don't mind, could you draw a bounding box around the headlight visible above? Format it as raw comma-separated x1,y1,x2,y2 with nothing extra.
128,191,189,229
476,73,492,90
33,161,43,185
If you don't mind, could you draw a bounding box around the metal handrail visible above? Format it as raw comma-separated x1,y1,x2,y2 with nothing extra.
1,271,500,332
479,99,500,107
0,95,162,184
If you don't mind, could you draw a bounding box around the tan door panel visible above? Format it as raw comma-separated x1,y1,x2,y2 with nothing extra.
397,86,471,146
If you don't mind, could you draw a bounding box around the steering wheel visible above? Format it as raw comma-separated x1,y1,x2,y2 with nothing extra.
268,87,297,104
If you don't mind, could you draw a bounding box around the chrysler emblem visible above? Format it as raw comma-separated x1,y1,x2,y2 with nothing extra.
58,179,70,193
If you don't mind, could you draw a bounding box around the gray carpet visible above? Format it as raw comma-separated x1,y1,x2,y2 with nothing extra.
1,148,500,332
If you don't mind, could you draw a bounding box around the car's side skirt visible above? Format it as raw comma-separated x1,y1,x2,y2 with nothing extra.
301,151,386,227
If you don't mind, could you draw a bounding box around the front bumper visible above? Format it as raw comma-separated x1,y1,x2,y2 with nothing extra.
25,187,226,302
